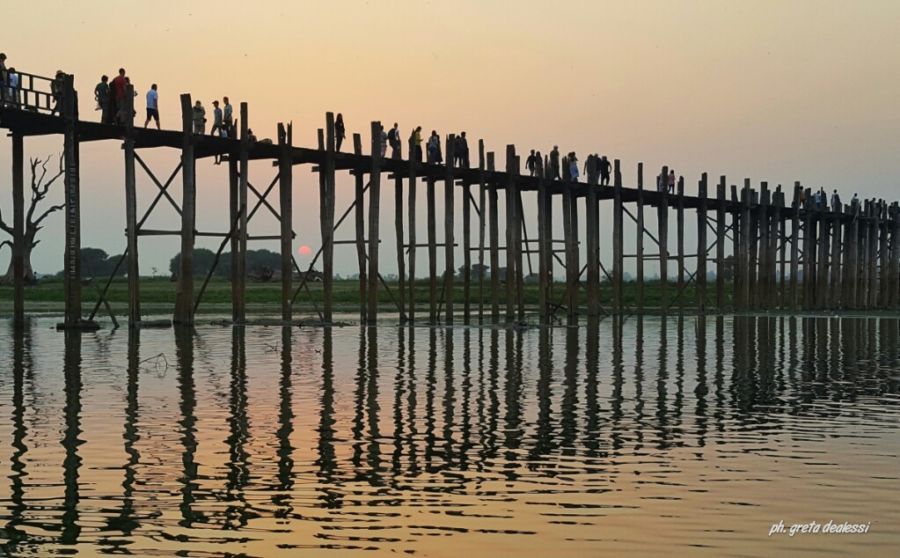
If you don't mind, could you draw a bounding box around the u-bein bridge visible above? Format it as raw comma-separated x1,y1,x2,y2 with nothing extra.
2,71,900,329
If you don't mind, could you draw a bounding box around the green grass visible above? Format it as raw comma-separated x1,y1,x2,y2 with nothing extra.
0,276,732,315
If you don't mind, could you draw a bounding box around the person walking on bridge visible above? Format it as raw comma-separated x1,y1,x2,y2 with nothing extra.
458,131,470,168
222,97,233,137
0,53,7,105
210,100,223,137
427,130,442,164
144,84,160,129
550,146,561,180
526,150,537,176
335,113,346,152
387,123,401,159
534,151,543,178
110,68,127,124
599,155,611,186
569,152,580,182
668,170,676,194
192,100,206,134
410,126,423,163
94,75,110,123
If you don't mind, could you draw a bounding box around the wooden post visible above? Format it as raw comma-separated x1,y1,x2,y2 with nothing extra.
323,113,336,323
173,94,195,326
407,135,417,322
846,205,859,309
732,185,741,310
427,170,437,322
878,203,890,307
444,134,456,324
229,157,239,319
858,203,869,309
697,173,708,311
870,204,881,308
586,156,600,316
716,176,725,309
278,123,293,322
236,103,250,322
658,166,669,313
11,132,24,327
758,184,769,310
748,186,759,309
676,176,685,312
505,145,516,322
462,160,471,324
802,189,815,309
816,201,829,310
538,162,549,322
367,122,383,323
829,203,842,309
613,159,624,314
790,183,801,310
636,163,645,312
775,190,785,308
394,153,406,322
62,75,82,327
514,155,525,322
353,134,366,322
889,205,900,309
488,153,500,321
123,83,140,326
564,178,579,323
477,140,486,322
739,181,752,310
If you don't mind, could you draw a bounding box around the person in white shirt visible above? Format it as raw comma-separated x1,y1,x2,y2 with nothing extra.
144,83,159,129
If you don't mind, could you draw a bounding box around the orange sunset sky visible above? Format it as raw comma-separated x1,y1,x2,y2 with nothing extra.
1,0,899,278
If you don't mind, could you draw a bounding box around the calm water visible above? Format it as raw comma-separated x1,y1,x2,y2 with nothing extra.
0,316,898,557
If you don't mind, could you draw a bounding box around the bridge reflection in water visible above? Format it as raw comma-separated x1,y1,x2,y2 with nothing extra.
0,317,898,556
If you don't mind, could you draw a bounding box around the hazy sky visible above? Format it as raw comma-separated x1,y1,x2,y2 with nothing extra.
2,0,899,279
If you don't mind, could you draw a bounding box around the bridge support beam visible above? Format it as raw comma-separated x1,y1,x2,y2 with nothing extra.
487,153,499,322
173,94,196,326
62,75,83,328
278,122,293,323
124,84,140,326
444,135,456,324
11,132,24,327
407,136,417,323
367,121,383,324
658,166,669,314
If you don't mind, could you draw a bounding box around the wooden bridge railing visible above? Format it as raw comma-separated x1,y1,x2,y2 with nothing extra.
1,70,64,115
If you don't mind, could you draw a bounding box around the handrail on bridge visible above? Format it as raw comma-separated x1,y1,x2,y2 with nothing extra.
1,69,68,115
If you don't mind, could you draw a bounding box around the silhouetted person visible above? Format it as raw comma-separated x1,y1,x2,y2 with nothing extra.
668,170,676,194
526,149,537,176
534,151,543,178
599,155,611,186
410,126,423,163
544,154,550,178
387,122,401,159
380,126,388,158
144,83,160,129
6,67,19,106
94,75,110,123
550,145,560,180
223,96,234,137
458,131,469,168
562,154,570,182
335,113,346,152
831,189,841,212
0,53,7,104
192,100,206,134
427,130,442,164
569,152,579,182
110,68,127,124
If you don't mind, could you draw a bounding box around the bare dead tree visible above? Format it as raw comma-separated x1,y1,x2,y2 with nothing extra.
0,153,65,284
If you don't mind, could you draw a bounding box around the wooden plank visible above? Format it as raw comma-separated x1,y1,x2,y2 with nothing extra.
123,83,140,326
676,176,685,312
323,113,336,322
637,163,645,312
407,134,417,322
658,166,669,313
278,123,293,322
715,176,725,309
697,173,708,311
173,94,196,325
444,134,456,324
586,155,600,316
612,159,624,313
353,134,366,322
488,153,500,321
367,122,383,323
11,132,24,327
62,75,82,327
477,140,486,322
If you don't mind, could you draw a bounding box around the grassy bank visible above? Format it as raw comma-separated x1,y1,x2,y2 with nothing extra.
0,277,731,315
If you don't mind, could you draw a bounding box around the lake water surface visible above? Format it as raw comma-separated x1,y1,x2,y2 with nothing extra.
0,316,898,557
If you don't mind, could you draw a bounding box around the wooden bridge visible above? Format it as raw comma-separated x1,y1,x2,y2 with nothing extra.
2,71,899,329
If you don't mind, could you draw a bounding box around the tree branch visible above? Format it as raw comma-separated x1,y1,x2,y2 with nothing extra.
0,207,12,236
0,240,11,251
32,203,65,227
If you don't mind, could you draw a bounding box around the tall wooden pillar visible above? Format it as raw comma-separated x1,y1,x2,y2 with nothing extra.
477,140,486,322
505,145,517,322
889,205,900,309
585,156,600,316
845,207,859,309
748,186,760,309
612,159,624,313
278,123,293,322
353,134,367,321
229,158,239,317
235,102,250,322
487,153,499,321
62,75,82,327
537,168,549,322
367,122,383,323
789,183,801,310
829,205,842,309
173,94,196,326
444,134,456,324
676,176,685,312
395,153,405,321
870,204,881,308
816,204,829,310
732,185,741,310
123,84,140,326
697,173,708,311
658,166,669,314
11,132,24,327
462,172,471,323
322,113,336,323
715,176,726,309
407,136,417,322
802,190,816,309
636,163,645,311
774,190,785,308
758,184,769,310
738,181,751,310
427,172,437,322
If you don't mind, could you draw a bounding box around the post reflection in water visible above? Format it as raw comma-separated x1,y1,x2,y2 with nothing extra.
0,316,898,556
